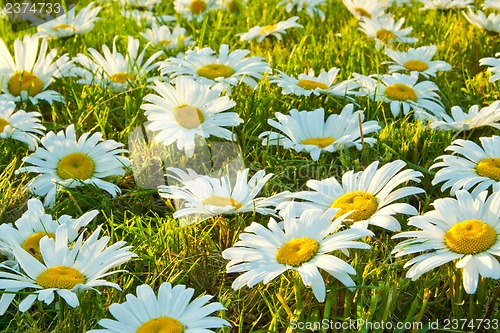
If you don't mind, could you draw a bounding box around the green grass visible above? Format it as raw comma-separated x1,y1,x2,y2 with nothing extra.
1,0,500,332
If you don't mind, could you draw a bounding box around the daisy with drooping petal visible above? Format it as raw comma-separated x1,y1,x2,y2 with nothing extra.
278,0,327,21
0,101,44,150
269,68,361,98
358,15,418,49
158,167,282,225
429,102,500,132
392,190,500,294
160,43,270,92
237,16,303,43
384,45,452,78
419,0,474,10
140,77,242,157
0,225,136,315
483,0,500,10
480,52,500,83
174,0,216,22
35,2,102,39
463,9,500,34
0,35,73,105
277,160,425,232
259,106,380,161
72,36,163,92
16,124,130,207
140,23,195,50
222,204,374,302
342,0,387,20
87,282,230,333
430,135,500,196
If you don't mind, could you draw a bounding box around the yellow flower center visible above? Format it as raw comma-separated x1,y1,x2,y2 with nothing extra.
109,72,135,84
36,266,86,289
196,64,235,80
444,219,497,255
8,71,44,97
476,158,500,181
22,232,56,262
296,79,329,90
52,24,76,32
0,117,9,133
173,105,204,129
301,137,336,148
57,152,95,180
403,60,429,72
189,0,207,14
260,24,277,35
276,237,320,267
331,191,378,222
158,40,171,47
136,317,184,333
354,7,371,18
201,195,243,209
375,29,396,44
384,83,417,102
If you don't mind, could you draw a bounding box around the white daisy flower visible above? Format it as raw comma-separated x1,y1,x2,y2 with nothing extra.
358,15,418,49
0,225,136,315
120,9,177,27
237,16,303,43
16,124,130,207
342,0,387,20
174,0,216,22
222,204,374,302
160,43,271,92
480,52,500,83
278,0,327,21
87,282,230,333
429,102,500,132
392,190,500,294
0,198,97,264
158,167,281,225
366,73,445,119
140,77,242,157
384,45,452,78
430,135,500,196
419,0,474,10
259,106,380,161
0,35,73,105
269,68,361,98
483,0,500,10
463,9,500,34
140,23,195,50
0,101,44,150
72,36,163,92
35,2,102,39
119,0,162,10
277,160,425,231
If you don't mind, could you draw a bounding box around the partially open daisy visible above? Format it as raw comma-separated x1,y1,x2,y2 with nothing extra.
342,0,387,20
87,282,230,333
480,52,500,83
277,160,425,231
0,225,136,314
158,167,281,225
384,45,451,78
0,35,73,104
259,106,380,161
483,0,500,10
0,101,44,150
431,135,500,196
35,2,102,39
269,68,360,98
174,0,216,22
0,198,97,264
278,0,327,21
463,9,500,34
419,0,474,10
237,16,303,43
358,15,418,49
140,77,242,157
222,204,374,302
392,190,500,294
160,43,270,92
429,102,500,132
16,124,130,207
73,36,163,92
140,23,195,50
